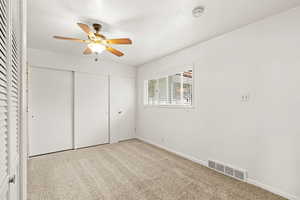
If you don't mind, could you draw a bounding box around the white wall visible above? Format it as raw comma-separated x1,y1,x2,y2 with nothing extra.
28,48,136,78
137,7,300,200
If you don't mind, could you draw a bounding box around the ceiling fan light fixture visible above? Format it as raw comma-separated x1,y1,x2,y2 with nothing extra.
88,43,106,54
53,23,131,57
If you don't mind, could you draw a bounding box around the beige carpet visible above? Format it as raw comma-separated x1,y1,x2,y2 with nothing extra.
28,139,286,200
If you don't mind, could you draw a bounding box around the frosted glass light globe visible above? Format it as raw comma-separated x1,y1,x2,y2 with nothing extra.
88,43,106,54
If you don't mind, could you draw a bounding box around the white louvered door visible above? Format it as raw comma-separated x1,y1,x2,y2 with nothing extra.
0,0,10,199
9,29,20,200
9,0,21,199
0,0,22,199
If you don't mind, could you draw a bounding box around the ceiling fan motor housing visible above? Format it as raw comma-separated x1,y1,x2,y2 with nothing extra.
93,23,102,33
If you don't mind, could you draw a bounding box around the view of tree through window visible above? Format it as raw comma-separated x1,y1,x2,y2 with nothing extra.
168,74,181,105
145,68,193,106
147,80,157,105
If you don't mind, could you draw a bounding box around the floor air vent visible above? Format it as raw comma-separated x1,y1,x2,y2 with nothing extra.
208,160,247,181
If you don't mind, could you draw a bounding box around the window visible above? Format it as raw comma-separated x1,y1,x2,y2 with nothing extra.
144,67,193,107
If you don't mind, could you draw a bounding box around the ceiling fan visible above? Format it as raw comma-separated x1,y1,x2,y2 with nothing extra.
53,23,132,57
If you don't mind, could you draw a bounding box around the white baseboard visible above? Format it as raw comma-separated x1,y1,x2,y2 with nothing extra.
137,137,298,200
247,178,298,200
138,137,208,167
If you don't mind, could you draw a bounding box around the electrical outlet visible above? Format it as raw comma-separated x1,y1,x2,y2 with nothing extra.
241,93,250,102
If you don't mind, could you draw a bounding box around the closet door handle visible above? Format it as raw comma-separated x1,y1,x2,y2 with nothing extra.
9,175,16,184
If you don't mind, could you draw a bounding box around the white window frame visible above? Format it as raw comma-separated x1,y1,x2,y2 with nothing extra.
143,65,195,109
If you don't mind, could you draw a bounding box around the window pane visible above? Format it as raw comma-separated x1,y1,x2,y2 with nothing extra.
148,79,157,105
158,77,168,104
183,70,193,105
168,73,181,105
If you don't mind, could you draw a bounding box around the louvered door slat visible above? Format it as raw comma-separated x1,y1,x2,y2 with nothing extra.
0,87,6,95
0,0,6,14
0,35,6,52
0,46,5,59
12,65,16,74
11,54,16,65
0,3,6,22
11,45,16,57
0,93,6,100
0,15,5,33
0,2,6,23
11,81,17,89
0,83,6,89
0,0,6,8
0,114,7,121
0,106,7,113
0,28,5,40
0,15,6,32
10,69,16,77
0,72,6,82
0,75,6,85
0,59,6,72
11,45,15,55
0,77,6,86
11,68,16,76
0,99,6,106
0,119,7,127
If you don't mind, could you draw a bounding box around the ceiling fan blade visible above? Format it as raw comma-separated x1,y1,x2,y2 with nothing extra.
77,23,91,34
77,23,97,40
83,47,93,55
106,38,132,45
53,36,86,43
106,47,124,57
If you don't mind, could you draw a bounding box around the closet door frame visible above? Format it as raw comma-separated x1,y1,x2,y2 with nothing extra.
19,0,27,199
14,0,27,198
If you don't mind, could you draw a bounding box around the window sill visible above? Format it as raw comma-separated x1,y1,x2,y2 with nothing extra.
143,105,195,109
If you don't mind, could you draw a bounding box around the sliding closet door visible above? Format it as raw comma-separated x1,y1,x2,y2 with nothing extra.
28,67,73,156
110,76,135,143
74,73,109,148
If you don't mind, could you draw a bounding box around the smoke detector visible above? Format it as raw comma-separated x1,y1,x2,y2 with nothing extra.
192,6,205,17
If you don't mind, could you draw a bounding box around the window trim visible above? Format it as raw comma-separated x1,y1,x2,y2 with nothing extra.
143,64,195,109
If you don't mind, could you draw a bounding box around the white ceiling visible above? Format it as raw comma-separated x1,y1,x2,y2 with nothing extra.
28,0,300,66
